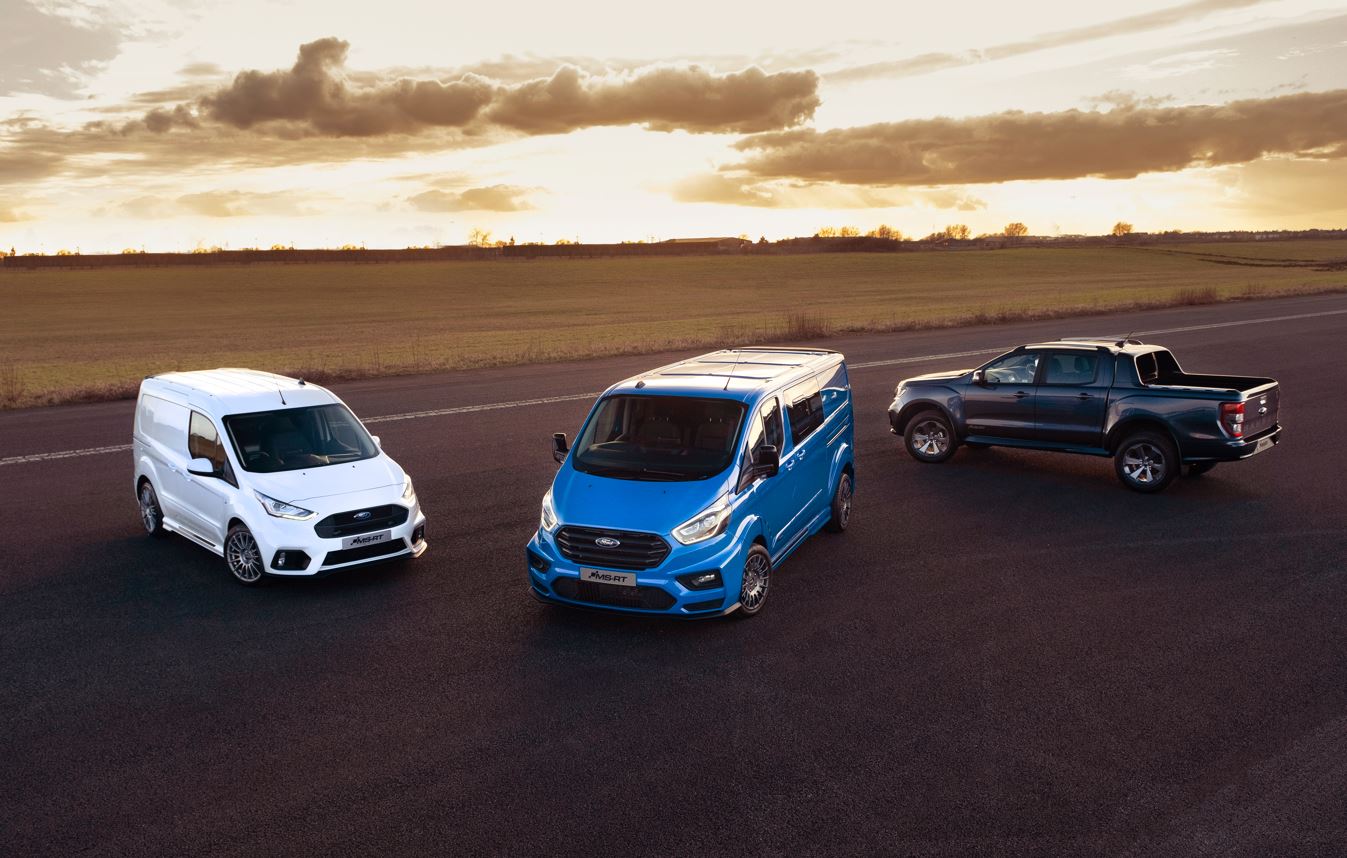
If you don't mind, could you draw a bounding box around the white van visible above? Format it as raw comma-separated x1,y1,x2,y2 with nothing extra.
132,369,427,585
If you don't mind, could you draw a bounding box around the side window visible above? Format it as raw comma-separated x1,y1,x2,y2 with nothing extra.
1042,352,1099,385
785,380,824,445
188,411,233,483
740,398,784,490
817,362,850,416
983,352,1040,385
762,399,783,452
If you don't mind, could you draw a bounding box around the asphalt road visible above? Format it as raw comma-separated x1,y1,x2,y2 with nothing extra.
3,293,1347,857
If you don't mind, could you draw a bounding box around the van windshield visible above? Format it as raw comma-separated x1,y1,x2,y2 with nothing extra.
572,394,745,481
224,404,378,473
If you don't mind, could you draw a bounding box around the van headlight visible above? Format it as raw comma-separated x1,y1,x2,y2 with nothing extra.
673,497,731,545
540,489,559,533
401,477,416,503
254,490,316,521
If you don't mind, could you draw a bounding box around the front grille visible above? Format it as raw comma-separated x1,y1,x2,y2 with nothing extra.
315,505,409,539
1243,386,1279,438
555,526,670,570
322,538,408,567
552,577,676,610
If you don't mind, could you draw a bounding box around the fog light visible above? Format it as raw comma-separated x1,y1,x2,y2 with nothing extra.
677,570,722,591
276,551,287,567
527,548,550,573
270,550,311,571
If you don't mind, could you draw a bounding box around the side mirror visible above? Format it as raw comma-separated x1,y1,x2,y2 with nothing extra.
755,445,779,478
370,435,382,449
187,457,219,477
972,369,988,386
552,432,570,464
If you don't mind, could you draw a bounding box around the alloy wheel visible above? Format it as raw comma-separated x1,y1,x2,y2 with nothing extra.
911,420,949,456
139,485,159,533
740,552,770,612
838,476,853,528
1121,442,1166,485
226,530,263,583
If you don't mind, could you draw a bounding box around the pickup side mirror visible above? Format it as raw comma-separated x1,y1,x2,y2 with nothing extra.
552,432,570,464
187,456,219,478
370,434,381,449
972,369,988,386
755,445,779,479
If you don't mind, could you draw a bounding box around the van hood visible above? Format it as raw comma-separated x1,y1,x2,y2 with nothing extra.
246,455,406,504
904,369,970,384
550,465,733,535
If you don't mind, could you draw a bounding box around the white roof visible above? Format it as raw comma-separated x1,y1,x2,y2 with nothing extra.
142,368,341,417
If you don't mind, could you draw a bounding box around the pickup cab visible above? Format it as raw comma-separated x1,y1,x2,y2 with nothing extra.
887,338,1281,492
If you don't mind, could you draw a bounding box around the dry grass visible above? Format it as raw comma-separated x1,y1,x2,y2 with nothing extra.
2,244,1345,409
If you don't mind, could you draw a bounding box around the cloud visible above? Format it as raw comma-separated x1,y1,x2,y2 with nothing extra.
730,89,1347,186
670,174,983,210
183,38,817,138
486,64,819,134
408,184,537,212
0,1,123,97
103,190,325,219
1121,48,1238,80
0,205,31,222
829,0,1266,83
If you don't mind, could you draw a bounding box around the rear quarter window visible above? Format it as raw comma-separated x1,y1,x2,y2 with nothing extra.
817,361,850,416
785,378,824,444
138,394,189,452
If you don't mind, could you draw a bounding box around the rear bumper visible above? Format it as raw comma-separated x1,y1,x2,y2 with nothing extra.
1183,425,1282,463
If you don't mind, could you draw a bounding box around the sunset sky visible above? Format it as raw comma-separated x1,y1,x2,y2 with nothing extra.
2,0,1346,252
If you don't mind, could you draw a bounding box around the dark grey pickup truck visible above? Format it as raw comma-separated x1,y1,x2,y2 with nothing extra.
887,338,1281,492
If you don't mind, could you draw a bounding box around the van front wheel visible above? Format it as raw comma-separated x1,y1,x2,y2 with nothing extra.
733,545,772,619
225,524,266,586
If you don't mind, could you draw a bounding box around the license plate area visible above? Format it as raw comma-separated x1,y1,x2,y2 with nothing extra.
580,567,636,587
342,530,391,549
1254,435,1275,454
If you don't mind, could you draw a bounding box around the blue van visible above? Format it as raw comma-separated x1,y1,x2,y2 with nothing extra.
526,348,855,618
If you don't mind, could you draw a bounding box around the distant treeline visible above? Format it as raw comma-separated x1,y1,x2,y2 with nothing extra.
4,229,1346,271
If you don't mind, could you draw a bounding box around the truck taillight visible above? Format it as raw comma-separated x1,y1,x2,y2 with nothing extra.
1220,401,1245,437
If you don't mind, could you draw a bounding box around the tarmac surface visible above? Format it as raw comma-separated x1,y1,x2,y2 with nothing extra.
3,293,1346,856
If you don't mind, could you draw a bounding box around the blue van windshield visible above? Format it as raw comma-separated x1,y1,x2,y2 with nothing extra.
572,395,746,481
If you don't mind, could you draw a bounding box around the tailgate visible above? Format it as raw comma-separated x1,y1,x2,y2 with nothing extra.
1242,383,1279,436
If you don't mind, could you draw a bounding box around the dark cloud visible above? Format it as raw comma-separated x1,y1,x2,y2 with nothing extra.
186,38,816,137
408,185,537,212
671,174,779,207
830,0,1267,83
487,64,818,134
0,1,122,97
731,89,1347,186
179,62,224,77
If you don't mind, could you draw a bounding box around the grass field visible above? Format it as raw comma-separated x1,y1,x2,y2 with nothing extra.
3,242,1346,408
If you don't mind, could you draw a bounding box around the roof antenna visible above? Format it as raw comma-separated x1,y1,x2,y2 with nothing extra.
1115,330,1135,348
723,348,744,391
277,385,287,406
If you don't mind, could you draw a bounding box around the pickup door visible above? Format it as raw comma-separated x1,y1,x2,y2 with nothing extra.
964,350,1040,439
1032,350,1112,446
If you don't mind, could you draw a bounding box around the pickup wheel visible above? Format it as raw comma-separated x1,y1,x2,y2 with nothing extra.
1115,431,1179,493
904,410,958,463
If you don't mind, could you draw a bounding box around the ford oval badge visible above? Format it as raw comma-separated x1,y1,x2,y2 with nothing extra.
595,536,621,548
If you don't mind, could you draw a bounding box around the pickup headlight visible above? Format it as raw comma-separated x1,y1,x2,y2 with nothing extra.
254,490,316,521
540,489,559,533
401,477,416,503
673,497,731,545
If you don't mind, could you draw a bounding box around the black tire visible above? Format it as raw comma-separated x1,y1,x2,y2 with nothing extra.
824,471,853,533
732,544,772,619
1114,430,1179,493
1186,462,1217,478
138,480,166,537
224,523,266,586
904,409,958,463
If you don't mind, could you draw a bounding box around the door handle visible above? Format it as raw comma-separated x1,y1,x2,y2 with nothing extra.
1012,391,1030,399
1077,392,1093,400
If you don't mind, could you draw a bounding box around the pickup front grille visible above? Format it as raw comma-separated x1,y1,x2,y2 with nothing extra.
555,526,670,570
315,505,409,539
552,577,677,610
1243,386,1279,438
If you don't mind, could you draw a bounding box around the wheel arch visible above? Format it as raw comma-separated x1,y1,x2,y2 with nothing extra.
893,399,957,436
1107,417,1182,457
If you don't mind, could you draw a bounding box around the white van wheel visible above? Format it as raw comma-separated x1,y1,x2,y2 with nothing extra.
139,482,166,537
225,525,265,585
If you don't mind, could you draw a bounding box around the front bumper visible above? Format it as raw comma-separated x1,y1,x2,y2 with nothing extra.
525,524,752,618
252,504,428,577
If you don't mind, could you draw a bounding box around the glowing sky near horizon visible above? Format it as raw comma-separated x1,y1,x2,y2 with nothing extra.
2,0,1346,252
